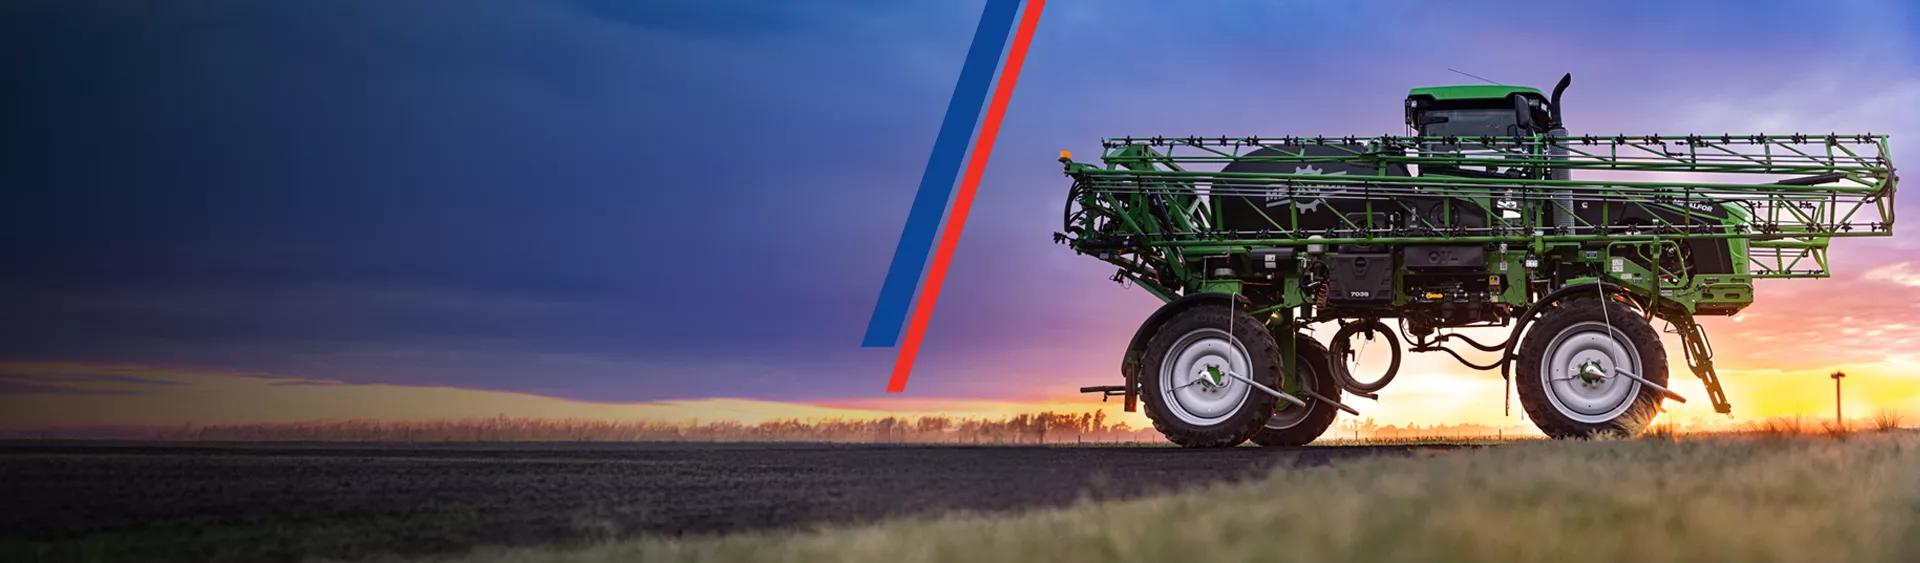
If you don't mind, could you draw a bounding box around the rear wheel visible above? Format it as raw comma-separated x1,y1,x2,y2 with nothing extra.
1251,334,1340,446
1140,304,1282,448
1516,297,1668,438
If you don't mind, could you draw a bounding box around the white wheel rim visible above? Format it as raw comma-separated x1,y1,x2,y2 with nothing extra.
1540,321,1642,424
1159,328,1252,426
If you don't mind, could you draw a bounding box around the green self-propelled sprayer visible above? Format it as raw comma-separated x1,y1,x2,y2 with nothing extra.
1060,75,1897,445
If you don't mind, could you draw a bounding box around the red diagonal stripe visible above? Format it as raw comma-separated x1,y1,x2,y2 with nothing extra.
888,0,1046,392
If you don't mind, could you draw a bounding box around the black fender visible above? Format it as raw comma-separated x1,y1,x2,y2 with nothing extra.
1118,292,1250,412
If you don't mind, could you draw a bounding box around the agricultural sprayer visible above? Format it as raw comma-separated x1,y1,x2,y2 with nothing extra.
1062,75,1897,445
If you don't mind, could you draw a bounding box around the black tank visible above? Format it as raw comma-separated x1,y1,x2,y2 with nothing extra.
1215,145,1488,237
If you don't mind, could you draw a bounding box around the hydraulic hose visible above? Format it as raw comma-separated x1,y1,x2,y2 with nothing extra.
1329,319,1402,393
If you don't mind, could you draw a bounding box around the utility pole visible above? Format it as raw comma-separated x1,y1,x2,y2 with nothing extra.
1831,371,1847,428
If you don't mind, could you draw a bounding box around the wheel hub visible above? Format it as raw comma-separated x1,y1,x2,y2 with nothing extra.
1196,364,1228,389
1541,322,1642,423
1160,328,1252,425
1573,360,1607,385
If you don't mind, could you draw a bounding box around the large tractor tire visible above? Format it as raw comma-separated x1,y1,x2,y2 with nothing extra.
1139,304,1282,448
1516,297,1668,438
1251,334,1341,447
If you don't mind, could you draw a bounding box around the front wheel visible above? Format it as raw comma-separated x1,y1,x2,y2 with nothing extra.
1139,304,1282,448
1516,297,1668,438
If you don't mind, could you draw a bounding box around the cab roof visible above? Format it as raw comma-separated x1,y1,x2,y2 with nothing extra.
1407,84,1543,101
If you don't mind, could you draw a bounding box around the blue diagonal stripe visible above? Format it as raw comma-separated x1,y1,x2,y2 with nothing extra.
862,0,1021,348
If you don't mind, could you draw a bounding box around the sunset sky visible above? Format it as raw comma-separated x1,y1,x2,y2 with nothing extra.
4,1,1919,433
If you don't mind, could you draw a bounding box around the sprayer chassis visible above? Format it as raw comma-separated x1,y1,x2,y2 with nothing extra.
1062,134,1895,427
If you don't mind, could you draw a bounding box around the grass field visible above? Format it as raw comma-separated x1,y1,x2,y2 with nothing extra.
439,432,1920,563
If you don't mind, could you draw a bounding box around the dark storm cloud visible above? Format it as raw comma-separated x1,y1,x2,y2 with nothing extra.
0,0,972,399
0,381,148,396
0,374,157,396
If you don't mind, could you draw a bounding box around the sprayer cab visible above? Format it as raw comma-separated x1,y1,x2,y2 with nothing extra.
1406,74,1572,136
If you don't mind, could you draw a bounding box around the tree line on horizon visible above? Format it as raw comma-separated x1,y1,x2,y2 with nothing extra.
7,410,1896,442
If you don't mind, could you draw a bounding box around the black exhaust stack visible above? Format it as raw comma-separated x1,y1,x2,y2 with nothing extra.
1548,73,1572,127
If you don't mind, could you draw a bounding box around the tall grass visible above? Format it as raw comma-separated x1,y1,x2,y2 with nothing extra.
438,432,1920,563
1871,410,1907,432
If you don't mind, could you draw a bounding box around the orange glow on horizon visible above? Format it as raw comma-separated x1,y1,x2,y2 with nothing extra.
4,269,1920,437
1,354,1915,436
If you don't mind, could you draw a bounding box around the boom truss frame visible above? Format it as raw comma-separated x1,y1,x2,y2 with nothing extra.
1062,133,1894,288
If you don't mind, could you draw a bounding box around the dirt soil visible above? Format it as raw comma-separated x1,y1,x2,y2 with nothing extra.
0,441,1458,562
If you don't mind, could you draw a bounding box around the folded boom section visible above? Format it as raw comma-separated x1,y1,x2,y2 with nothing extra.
1061,134,1894,285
